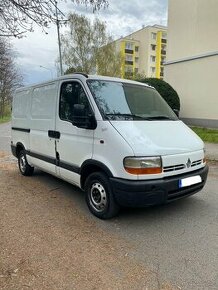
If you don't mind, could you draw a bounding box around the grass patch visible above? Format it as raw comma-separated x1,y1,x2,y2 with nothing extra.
0,115,11,124
191,127,218,143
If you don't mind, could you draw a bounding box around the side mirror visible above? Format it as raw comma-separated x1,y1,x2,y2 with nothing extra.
72,104,97,129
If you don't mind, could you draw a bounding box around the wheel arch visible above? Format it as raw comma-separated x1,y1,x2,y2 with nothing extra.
80,160,113,190
15,142,25,158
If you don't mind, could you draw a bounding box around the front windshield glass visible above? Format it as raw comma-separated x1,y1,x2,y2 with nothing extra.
87,80,178,121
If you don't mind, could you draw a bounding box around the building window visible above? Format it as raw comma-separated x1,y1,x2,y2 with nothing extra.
135,57,139,63
135,68,139,74
135,46,139,52
125,42,133,50
125,55,133,61
150,67,155,74
150,55,156,62
151,32,156,40
162,32,167,39
151,44,156,51
161,57,166,65
125,54,133,65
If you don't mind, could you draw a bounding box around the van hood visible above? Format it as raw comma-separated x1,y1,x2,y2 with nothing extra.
110,120,204,156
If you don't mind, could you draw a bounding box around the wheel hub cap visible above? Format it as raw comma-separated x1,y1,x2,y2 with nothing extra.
90,183,107,212
20,155,26,172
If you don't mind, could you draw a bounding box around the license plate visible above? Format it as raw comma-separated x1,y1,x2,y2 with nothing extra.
179,175,202,188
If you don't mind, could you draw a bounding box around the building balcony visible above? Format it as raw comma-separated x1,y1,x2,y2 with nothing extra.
125,60,133,65
125,49,134,54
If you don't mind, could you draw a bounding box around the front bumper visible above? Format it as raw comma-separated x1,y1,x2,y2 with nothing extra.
110,165,209,207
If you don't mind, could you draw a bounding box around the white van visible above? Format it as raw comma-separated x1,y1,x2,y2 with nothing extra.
11,73,208,219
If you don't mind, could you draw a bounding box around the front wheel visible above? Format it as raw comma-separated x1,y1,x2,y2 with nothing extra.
84,172,120,219
18,150,34,176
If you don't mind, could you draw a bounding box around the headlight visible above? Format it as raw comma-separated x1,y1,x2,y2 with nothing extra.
124,156,162,175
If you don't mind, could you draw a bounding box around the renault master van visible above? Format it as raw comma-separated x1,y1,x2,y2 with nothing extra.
11,73,208,219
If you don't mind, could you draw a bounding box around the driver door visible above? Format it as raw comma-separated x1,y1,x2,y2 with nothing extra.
55,80,94,186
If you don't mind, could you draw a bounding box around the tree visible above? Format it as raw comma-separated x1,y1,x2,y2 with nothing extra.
0,0,108,37
125,72,147,81
138,78,180,111
62,13,122,76
0,38,22,117
96,41,123,77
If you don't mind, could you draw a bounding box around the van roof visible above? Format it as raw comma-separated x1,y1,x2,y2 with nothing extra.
16,73,153,92
60,74,152,87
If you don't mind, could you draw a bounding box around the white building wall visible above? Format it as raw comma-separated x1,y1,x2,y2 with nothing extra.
165,0,218,128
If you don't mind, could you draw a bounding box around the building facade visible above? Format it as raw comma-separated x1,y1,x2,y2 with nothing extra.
115,25,167,79
164,0,218,128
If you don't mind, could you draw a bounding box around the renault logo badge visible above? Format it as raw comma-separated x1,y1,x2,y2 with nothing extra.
186,158,191,168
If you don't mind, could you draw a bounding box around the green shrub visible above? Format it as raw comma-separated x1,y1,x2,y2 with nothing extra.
137,78,180,111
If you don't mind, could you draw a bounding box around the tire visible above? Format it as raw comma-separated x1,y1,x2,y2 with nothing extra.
18,150,34,176
84,172,120,219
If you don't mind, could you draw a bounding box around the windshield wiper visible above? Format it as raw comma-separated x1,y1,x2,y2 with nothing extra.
147,115,176,120
105,114,176,121
105,113,146,120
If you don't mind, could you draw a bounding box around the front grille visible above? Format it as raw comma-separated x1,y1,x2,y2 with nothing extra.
163,159,203,173
164,164,185,172
191,159,202,167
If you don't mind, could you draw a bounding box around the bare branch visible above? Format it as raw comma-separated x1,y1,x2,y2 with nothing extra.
0,0,108,37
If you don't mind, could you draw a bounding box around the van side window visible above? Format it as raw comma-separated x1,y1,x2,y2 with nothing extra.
59,82,91,123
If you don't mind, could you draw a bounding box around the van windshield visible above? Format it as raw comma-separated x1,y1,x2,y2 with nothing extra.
87,80,178,121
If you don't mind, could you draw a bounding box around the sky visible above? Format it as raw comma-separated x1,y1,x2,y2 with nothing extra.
12,0,168,85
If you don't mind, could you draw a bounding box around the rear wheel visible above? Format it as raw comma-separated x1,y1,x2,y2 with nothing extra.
84,172,120,219
18,150,34,176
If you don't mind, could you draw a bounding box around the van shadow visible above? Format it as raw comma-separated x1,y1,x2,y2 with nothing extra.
31,169,208,228
115,194,208,228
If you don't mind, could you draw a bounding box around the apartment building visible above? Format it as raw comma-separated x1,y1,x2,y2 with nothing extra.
164,0,218,128
115,25,167,79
